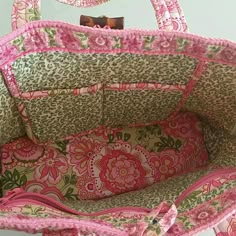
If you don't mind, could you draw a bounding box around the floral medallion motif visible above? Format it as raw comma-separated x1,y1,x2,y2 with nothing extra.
34,148,68,184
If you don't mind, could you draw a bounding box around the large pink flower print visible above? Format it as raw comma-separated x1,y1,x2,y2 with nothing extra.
178,140,208,170
162,112,202,138
23,180,64,201
149,149,180,182
67,137,104,176
88,34,112,50
190,205,217,224
55,29,81,49
99,149,146,194
1,143,17,173
152,36,177,52
13,137,45,164
76,173,104,200
24,30,49,51
0,44,19,64
122,35,143,51
34,148,68,185
219,47,236,62
1,137,44,172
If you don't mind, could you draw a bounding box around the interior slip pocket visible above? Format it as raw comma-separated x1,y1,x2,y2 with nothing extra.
16,84,103,143
103,83,185,127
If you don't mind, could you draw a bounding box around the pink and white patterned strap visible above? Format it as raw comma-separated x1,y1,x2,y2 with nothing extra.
11,0,41,31
12,0,188,32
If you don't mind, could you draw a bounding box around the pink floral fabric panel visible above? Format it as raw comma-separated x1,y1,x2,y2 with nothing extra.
12,0,41,31
214,214,236,236
1,112,209,201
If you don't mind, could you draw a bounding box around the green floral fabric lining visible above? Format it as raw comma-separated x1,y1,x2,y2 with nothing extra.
104,89,182,127
184,62,236,133
20,91,103,142
9,52,197,142
211,135,236,167
11,53,197,92
0,73,25,145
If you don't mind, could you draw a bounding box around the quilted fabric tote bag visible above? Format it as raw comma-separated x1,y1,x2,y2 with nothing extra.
0,0,236,235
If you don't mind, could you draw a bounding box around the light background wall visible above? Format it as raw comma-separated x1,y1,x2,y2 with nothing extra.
0,0,236,235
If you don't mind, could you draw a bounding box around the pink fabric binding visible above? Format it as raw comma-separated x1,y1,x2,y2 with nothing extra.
11,0,188,32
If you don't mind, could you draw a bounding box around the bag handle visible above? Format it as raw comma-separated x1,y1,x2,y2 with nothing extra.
11,0,188,32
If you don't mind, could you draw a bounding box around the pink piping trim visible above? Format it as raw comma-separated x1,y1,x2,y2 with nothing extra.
1,65,21,98
2,43,236,69
0,20,236,47
18,84,103,99
175,168,236,206
161,61,206,121
105,83,186,92
0,217,127,236
0,189,235,235
14,83,186,100
0,189,151,216
4,199,150,217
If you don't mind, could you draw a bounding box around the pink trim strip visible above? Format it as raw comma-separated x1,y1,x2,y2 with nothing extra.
0,188,151,217
0,22,236,67
165,61,207,119
14,83,185,100
1,65,21,97
105,83,186,92
17,102,38,143
0,191,177,235
181,192,236,236
0,20,235,46
175,168,236,206
0,217,127,236
20,83,103,99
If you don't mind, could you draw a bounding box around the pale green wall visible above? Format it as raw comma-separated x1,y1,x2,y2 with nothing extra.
0,0,236,235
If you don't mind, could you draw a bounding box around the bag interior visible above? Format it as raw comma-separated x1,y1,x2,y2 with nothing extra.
0,27,236,235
